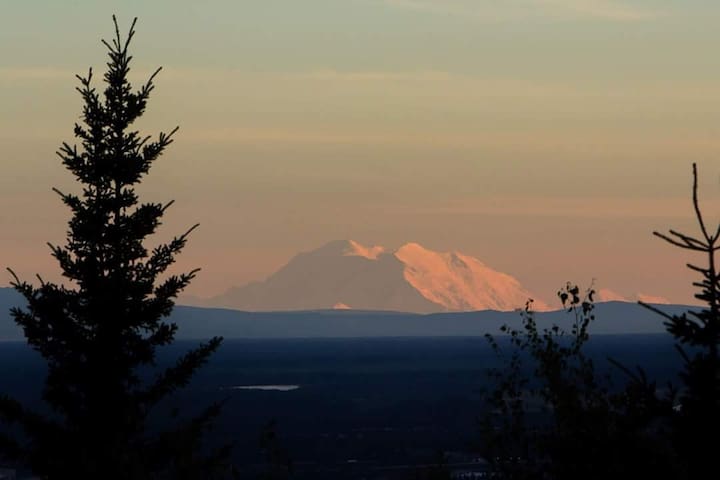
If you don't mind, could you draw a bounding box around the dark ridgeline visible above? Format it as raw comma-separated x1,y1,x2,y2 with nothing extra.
482,164,720,480
0,17,228,479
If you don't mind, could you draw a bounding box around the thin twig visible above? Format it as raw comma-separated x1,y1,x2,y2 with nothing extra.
692,163,712,243
653,232,705,251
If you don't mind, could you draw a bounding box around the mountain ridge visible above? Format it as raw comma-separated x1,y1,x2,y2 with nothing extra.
205,240,549,313
0,287,693,340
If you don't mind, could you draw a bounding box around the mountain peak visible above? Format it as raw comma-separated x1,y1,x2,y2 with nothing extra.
346,240,385,259
208,240,550,313
396,241,428,252
311,240,385,260
394,242,549,312
594,288,670,305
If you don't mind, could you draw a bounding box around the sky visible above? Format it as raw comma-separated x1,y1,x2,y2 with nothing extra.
1,0,719,305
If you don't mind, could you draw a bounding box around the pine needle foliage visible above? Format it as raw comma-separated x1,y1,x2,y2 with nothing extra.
0,17,226,479
645,162,720,479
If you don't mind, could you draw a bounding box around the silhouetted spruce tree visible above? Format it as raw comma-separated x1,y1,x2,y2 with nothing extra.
0,17,226,479
645,162,720,479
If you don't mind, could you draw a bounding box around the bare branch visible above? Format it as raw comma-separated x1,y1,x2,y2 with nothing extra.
668,229,707,249
692,163,712,242
6,267,20,285
144,66,163,90
653,231,706,251
161,200,175,213
687,263,710,275
124,17,138,53
181,223,200,239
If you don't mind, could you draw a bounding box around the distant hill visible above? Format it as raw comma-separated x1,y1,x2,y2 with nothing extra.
0,287,23,340
199,240,551,313
0,287,691,340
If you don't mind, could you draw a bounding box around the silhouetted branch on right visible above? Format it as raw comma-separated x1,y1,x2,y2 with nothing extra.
645,163,720,479
482,163,720,479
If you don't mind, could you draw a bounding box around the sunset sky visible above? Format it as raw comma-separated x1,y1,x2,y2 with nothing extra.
2,0,719,305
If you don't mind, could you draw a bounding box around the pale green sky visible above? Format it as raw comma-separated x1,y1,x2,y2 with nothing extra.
2,1,719,304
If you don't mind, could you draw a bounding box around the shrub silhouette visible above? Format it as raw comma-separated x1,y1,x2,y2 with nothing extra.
0,17,228,479
483,164,720,479
482,290,677,479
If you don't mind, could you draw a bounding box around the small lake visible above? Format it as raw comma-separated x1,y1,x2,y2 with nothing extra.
229,384,300,392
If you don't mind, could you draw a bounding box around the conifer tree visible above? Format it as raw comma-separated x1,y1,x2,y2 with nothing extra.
0,17,226,479
645,162,720,479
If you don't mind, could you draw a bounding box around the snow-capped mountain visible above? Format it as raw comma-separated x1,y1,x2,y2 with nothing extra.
204,240,550,313
594,288,670,305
